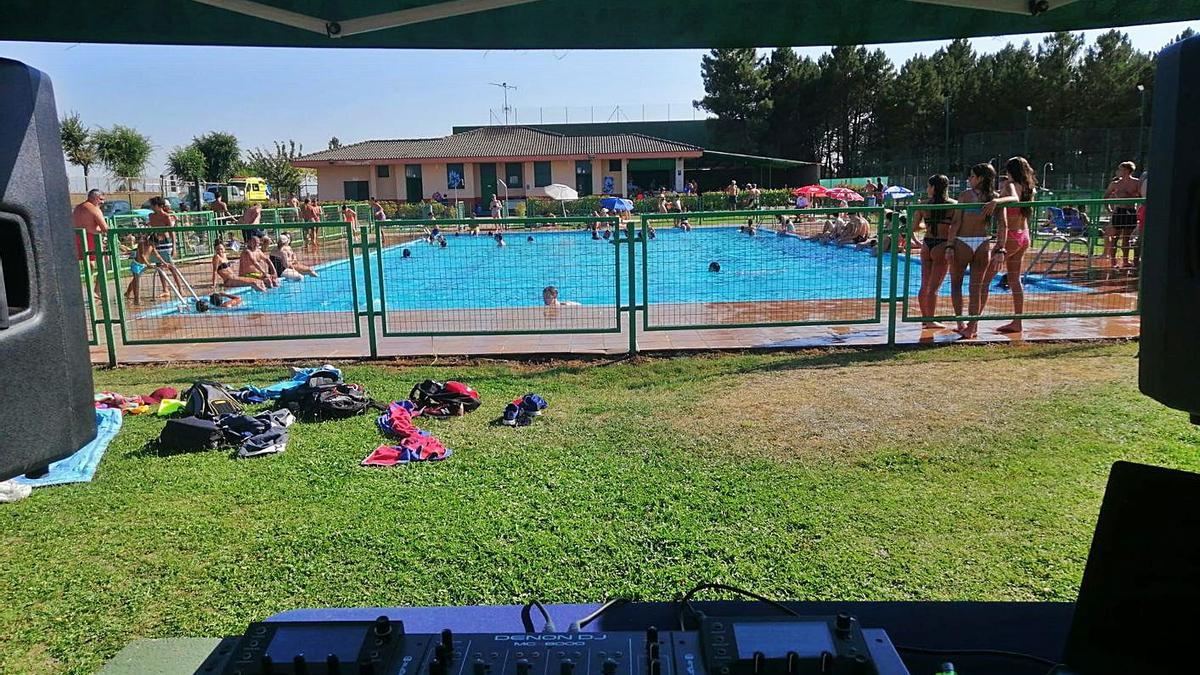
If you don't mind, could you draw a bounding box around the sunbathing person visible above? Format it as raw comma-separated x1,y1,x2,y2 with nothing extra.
211,242,267,291
238,236,280,288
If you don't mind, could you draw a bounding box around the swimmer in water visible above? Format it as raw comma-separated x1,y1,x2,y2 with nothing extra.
402,248,412,258
495,232,507,247
708,261,721,272
542,285,580,306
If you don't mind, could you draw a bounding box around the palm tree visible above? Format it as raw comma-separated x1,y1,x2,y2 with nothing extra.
60,112,98,190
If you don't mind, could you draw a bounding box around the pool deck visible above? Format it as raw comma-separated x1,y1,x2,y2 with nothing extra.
90,313,1139,364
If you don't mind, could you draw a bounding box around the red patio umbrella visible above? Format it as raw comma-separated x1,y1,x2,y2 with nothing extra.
792,184,828,198
825,187,865,202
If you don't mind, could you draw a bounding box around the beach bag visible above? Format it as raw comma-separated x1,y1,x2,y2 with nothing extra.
158,416,224,452
282,381,373,420
182,381,243,420
409,380,481,418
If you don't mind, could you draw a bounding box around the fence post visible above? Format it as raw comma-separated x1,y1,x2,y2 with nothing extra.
359,224,378,358
886,209,900,347
627,219,637,355
96,233,118,367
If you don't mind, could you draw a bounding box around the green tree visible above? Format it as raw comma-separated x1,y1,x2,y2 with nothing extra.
166,146,206,207
763,47,822,161
1075,30,1152,129
245,140,305,200
694,48,771,153
815,45,893,175
192,131,241,183
1033,31,1086,128
93,125,152,189
59,112,98,190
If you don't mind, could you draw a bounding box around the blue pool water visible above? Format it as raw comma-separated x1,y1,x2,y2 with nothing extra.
142,227,1080,316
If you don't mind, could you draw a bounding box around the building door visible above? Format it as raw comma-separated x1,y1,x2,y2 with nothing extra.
575,160,593,196
479,163,498,206
405,164,423,203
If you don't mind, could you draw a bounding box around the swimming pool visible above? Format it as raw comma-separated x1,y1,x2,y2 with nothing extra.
140,227,1081,317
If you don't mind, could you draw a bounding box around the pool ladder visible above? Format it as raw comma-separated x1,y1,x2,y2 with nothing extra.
1023,233,1090,282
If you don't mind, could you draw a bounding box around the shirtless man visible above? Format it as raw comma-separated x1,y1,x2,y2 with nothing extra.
1102,161,1143,270
725,181,740,210
211,195,231,219
238,236,279,288
301,198,320,247
72,189,109,297
240,202,263,226
145,196,187,298
342,203,358,225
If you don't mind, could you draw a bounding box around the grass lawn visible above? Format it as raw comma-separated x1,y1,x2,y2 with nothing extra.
3,342,1197,674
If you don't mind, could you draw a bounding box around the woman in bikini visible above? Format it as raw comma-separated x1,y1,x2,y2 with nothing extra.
981,157,1038,334
913,174,956,328
944,162,1006,339
211,241,267,291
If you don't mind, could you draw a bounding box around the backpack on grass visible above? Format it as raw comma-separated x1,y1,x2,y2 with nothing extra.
181,381,243,420
277,369,376,420
158,416,224,452
409,380,481,418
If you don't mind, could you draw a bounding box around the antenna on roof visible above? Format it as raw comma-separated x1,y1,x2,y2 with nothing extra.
489,82,517,125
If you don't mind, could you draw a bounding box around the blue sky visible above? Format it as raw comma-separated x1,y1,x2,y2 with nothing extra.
1,19,1195,183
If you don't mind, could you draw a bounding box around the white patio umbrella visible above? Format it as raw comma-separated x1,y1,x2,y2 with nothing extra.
543,183,579,216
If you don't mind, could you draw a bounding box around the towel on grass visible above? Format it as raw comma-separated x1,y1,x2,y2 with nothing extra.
14,408,122,487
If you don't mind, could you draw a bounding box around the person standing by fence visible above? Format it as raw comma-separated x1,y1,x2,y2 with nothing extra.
914,175,956,329
725,180,739,210
1103,161,1142,271
981,157,1038,334
944,163,1003,339
72,189,108,299
301,198,320,248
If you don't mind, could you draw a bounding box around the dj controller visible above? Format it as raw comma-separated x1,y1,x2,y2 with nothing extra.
201,612,906,675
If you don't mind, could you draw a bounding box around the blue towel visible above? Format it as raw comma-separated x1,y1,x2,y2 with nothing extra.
237,366,344,401
14,408,122,487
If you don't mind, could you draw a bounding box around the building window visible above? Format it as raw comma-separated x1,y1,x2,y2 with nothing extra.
505,162,523,189
376,165,390,178
609,159,621,172
447,163,465,189
343,181,370,200
405,165,422,179
533,161,552,187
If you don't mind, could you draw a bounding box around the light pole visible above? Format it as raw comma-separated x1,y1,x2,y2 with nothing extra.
1137,84,1146,165
1024,105,1032,155
1042,162,1054,191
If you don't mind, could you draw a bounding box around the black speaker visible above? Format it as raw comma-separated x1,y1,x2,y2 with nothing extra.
1139,35,1200,424
0,59,96,481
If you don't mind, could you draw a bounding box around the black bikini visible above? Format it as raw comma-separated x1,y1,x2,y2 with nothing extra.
923,208,952,249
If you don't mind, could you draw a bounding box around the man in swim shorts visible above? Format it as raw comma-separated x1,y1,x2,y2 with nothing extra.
1103,161,1143,270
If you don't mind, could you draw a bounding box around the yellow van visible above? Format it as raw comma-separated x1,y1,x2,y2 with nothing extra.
229,176,270,201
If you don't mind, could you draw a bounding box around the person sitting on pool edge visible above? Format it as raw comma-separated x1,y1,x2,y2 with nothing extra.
275,234,318,278
211,241,267,291
542,286,580,306
835,212,871,246
238,236,280,288
812,215,846,244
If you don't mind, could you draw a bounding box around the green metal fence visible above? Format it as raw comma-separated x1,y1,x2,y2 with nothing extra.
897,197,1142,325
77,201,1143,364
373,216,625,337
638,208,887,330
104,222,360,348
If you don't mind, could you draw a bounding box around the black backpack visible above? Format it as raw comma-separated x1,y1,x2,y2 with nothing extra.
158,416,224,452
182,381,243,420
278,370,375,420
409,380,481,418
